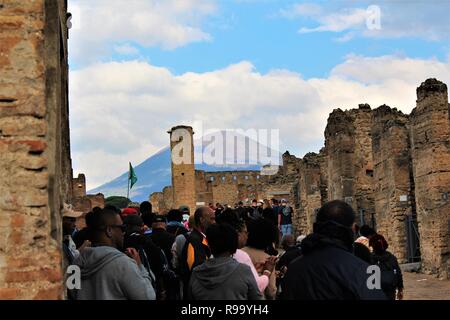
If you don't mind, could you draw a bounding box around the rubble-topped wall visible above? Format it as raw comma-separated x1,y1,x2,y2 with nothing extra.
325,108,355,203
410,79,450,278
372,105,414,264
149,192,164,213
324,105,375,225
86,194,105,209
72,174,86,199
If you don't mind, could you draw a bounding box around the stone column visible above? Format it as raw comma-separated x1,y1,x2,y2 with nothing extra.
372,105,414,263
410,79,450,278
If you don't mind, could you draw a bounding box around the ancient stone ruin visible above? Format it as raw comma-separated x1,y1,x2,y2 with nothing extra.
0,1,448,301
152,79,450,279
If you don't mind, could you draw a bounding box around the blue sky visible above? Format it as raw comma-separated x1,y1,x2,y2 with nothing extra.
68,0,450,189
70,0,450,76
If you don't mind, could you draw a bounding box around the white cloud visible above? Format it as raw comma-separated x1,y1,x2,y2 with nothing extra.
299,8,367,33
68,0,217,64
280,2,450,41
71,55,450,189
279,3,322,19
114,43,140,56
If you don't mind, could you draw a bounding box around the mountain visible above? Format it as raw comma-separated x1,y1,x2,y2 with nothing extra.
89,131,281,202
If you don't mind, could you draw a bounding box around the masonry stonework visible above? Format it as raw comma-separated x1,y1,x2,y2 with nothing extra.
169,126,196,212
410,79,450,278
372,105,414,264
152,79,450,278
0,0,71,299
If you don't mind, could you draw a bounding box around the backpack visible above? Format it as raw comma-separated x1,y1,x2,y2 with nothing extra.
179,232,210,279
375,255,399,291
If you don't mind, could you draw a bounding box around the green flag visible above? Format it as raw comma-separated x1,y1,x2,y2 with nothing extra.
129,162,138,189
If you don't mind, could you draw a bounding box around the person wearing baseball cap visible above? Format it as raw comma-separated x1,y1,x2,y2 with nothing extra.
62,203,85,265
150,215,175,271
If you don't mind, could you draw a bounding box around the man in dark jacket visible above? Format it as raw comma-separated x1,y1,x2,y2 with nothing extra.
150,215,176,267
188,223,262,300
235,201,249,222
124,215,166,300
282,200,386,300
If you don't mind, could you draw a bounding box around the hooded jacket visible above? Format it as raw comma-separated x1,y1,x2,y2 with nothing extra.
188,256,262,300
282,230,387,300
73,246,156,300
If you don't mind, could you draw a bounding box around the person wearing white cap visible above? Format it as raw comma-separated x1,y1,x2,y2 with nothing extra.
62,203,86,264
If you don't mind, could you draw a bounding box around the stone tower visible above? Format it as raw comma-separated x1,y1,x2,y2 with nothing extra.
168,125,196,213
410,78,450,278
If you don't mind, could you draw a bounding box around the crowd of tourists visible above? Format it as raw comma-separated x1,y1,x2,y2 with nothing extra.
61,198,404,300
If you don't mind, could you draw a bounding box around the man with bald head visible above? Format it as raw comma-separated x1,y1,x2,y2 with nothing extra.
171,206,215,299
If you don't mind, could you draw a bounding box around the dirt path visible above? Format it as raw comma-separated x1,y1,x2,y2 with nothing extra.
403,272,450,300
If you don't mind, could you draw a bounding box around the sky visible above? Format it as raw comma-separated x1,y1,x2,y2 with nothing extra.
67,0,450,190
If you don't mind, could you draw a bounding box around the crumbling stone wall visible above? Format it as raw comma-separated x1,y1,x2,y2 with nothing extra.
205,171,265,205
149,192,164,213
325,109,355,203
372,105,414,263
352,105,375,226
195,170,213,206
0,0,70,299
325,105,375,226
410,79,450,278
318,147,328,206
72,174,86,199
150,79,449,278
297,153,322,235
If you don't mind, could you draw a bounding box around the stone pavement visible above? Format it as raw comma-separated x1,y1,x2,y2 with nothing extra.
403,272,450,300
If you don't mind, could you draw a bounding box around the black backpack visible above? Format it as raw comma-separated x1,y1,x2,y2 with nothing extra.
375,255,399,291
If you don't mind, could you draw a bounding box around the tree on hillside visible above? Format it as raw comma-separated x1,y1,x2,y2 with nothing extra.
105,196,131,209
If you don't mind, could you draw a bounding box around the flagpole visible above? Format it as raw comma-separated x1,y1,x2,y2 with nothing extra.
127,163,130,200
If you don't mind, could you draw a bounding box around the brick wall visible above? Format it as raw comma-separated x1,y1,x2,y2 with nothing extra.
0,0,70,299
